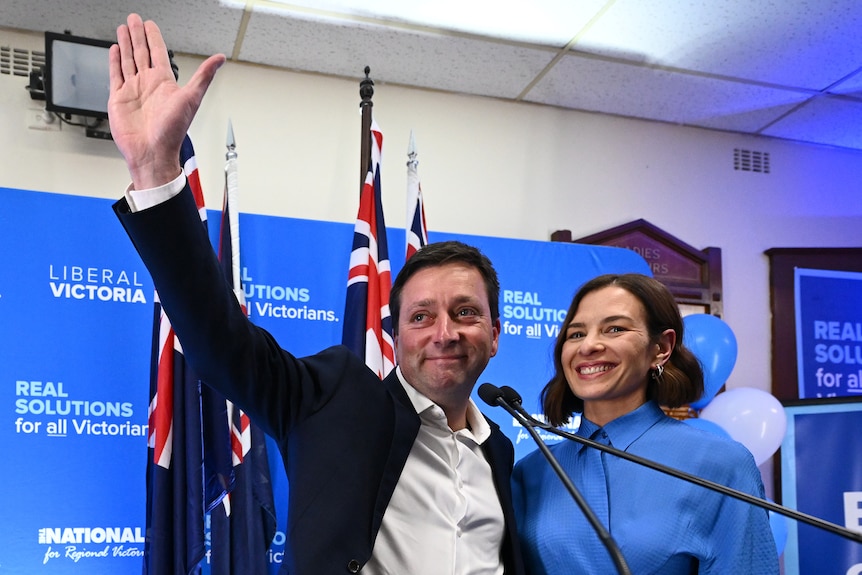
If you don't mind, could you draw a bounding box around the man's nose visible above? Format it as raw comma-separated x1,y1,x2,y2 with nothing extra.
435,314,457,342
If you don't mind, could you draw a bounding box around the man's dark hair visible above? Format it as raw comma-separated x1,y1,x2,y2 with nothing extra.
390,241,500,335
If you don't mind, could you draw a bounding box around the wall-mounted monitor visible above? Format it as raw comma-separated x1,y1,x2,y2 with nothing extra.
44,31,114,119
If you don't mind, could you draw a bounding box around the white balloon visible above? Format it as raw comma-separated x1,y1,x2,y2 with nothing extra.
699,387,787,466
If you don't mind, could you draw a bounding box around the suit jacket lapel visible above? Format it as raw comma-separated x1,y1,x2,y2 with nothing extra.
370,372,420,536
481,418,525,575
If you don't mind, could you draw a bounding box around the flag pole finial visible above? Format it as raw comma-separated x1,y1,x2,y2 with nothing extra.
407,130,418,167
360,66,374,103
226,119,236,160
359,66,375,192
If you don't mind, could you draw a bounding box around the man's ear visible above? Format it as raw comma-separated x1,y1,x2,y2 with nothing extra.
490,318,501,357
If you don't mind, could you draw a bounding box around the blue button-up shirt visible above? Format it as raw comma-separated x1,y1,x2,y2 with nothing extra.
512,401,779,574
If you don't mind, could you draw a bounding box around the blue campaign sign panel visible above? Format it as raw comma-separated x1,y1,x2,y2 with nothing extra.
795,268,862,399
0,187,649,573
1,189,153,573
780,399,862,575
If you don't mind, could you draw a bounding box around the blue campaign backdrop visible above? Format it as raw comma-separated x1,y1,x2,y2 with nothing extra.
794,268,862,399
0,187,650,573
780,399,862,575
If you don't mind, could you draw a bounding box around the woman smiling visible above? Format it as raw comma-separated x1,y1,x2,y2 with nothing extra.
512,274,778,575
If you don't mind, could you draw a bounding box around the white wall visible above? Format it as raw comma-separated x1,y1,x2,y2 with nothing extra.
4,28,862,489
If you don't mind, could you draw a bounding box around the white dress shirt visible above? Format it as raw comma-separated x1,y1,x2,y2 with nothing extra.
362,367,505,575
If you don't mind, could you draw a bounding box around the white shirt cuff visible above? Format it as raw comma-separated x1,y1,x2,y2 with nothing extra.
124,172,186,213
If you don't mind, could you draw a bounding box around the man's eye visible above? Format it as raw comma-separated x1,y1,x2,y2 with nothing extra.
458,308,477,316
412,313,427,322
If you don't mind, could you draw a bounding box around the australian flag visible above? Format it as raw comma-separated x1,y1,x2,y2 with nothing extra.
343,118,395,378
143,135,210,575
207,137,277,575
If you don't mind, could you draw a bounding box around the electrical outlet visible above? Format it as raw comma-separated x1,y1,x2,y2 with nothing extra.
27,108,61,132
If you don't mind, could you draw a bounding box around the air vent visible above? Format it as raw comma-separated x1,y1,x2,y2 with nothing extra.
0,45,44,77
733,148,770,174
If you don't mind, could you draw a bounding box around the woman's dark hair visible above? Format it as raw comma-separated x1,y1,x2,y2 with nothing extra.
390,241,499,335
541,273,704,426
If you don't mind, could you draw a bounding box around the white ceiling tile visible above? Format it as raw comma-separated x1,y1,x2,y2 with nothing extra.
762,95,862,149
574,0,862,90
0,0,243,57
828,68,862,98
138,1,244,59
265,0,609,47
0,0,137,43
240,8,556,99
524,53,811,132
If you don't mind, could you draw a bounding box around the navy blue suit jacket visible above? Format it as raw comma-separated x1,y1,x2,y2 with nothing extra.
114,187,525,574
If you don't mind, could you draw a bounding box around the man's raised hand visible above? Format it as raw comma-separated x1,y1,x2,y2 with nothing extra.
108,13,225,190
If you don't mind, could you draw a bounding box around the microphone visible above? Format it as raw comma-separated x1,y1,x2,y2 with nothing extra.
499,385,524,408
478,383,633,575
492,384,862,545
477,382,505,406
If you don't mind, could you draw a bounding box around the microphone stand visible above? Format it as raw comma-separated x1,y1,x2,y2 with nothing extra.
478,384,632,575
497,385,862,545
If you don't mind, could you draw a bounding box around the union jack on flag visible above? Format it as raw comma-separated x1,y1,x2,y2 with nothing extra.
144,134,209,575
406,130,427,261
343,118,395,378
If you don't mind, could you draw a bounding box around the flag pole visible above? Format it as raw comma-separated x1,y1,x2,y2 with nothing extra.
359,66,374,194
214,119,278,573
224,119,243,306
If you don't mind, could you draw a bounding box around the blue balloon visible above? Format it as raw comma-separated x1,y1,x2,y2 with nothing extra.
682,314,738,409
682,417,731,439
